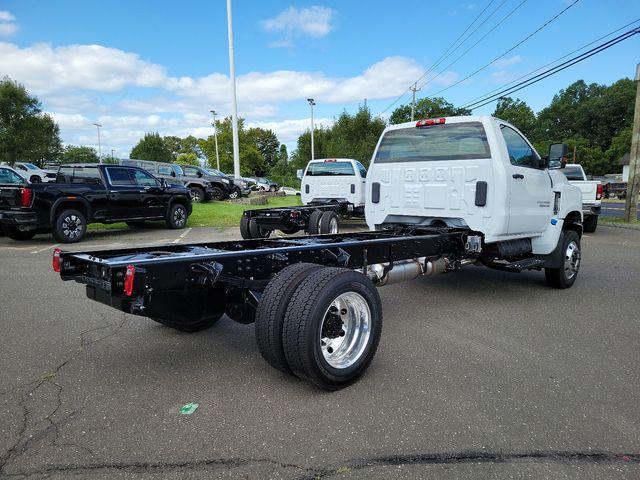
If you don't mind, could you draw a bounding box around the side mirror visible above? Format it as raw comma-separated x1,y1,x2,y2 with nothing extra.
197,171,203,177
547,143,568,169
171,171,176,177
160,178,168,189
296,169,303,180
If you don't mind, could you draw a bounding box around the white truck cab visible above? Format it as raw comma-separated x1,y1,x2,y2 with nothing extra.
301,158,367,213
366,115,582,257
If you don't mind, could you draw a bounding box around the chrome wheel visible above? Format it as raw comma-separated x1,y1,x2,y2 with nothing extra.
190,189,202,203
62,214,83,239
329,217,338,234
173,206,186,228
320,292,371,369
564,240,580,280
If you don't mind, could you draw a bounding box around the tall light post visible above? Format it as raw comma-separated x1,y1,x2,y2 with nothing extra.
226,0,241,179
210,110,221,171
111,149,115,162
307,98,316,161
93,123,103,163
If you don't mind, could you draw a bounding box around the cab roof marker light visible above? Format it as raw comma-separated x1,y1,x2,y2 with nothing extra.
416,118,446,127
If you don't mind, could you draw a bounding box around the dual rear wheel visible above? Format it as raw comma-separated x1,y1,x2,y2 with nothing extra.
254,263,382,390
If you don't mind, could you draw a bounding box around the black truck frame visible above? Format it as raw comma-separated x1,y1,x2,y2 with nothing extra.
240,201,361,239
55,224,575,390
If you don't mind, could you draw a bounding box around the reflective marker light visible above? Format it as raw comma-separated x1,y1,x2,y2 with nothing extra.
124,265,136,296
416,118,446,127
52,248,61,272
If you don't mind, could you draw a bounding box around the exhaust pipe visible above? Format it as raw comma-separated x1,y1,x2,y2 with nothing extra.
367,257,448,286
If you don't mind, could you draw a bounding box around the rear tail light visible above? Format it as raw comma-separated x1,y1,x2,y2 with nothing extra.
416,117,446,127
20,187,33,207
53,248,61,272
596,183,603,200
124,265,136,296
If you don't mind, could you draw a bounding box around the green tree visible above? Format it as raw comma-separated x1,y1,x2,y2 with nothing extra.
246,127,280,169
130,132,173,162
604,125,631,174
164,135,201,161
62,145,99,163
0,77,62,166
290,127,332,172
175,152,199,166
277,144,288,163
389,97,471,125
493,97,536,138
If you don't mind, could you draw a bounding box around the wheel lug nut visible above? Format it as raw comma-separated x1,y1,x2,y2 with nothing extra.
340,308,347,315
329,306,338,313
339,331,345,337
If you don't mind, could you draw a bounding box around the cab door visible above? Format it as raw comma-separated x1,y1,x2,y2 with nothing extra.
354,161,367,206
501,125,553,235
104,166,143,219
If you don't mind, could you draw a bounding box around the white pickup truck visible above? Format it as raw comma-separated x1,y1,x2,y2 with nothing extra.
561,164,602,232
57,115,584,390
300,158,367,214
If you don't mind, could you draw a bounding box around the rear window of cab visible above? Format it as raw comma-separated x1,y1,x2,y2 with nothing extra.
374,121,491,163
306,161,356,176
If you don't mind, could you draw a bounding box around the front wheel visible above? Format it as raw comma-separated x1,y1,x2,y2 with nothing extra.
53,209,86,243
30,176,41,183
228,187,241,199
165,203,188,229
282,267,383,390
545,230,581,289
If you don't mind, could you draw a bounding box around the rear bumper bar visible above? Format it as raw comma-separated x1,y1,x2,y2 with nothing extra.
0,210,41,230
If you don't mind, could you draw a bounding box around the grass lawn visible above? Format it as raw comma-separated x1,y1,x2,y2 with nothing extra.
88,195,302,231
599,216,640,226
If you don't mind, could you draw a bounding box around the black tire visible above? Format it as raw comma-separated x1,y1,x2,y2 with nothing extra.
151,313,222,333
307,210,323,235
126,220,145,227
229,187,241,199
165,203,188,229
53,209,86,243
282,267,383,390
1,226,36,241
545,230,581,289
249,218,271,238
255,263,323,373
30,176,41,183
211,186,225,201
583,215,598,233
318,211,339,234
240,215,252,239
189,187,205,203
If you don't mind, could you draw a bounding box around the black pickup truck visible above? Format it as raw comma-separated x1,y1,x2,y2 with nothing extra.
0,164,192,243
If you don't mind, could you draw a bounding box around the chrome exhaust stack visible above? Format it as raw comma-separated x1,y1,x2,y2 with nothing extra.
366,257,449,286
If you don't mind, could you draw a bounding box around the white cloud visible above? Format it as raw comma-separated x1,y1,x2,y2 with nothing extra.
248,117,335,144
261,6,335,38
492,55,523,68
0,10,17,36
0,42,167,94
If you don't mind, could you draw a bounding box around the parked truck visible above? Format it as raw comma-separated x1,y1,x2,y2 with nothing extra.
561,164,602,232
0,164,191,242
54,116,583,390
239,158,367,238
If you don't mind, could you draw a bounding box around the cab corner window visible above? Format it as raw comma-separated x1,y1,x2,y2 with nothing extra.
501,125,538,169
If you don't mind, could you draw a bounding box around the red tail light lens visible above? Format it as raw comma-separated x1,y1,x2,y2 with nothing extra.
124,265,135,296
416,117,446,127
596,183,603,200
20,187,33,207
53,248,61,272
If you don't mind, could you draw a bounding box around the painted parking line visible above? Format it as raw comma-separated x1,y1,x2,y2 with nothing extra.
172,228,192,244
31,243,60,254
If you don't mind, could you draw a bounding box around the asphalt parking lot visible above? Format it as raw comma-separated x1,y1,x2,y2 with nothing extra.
1,225,639,479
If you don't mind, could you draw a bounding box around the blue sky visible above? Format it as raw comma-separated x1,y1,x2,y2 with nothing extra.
1,0,638,158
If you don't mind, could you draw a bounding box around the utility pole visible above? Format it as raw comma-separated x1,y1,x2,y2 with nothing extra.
410,83,420,121
93,123,102,163
111,149,115,162
307,98,316,161
624,63,640,223
210,110,220,171
226,0,241,179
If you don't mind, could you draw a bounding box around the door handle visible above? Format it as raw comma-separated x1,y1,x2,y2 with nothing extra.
512,173,525,179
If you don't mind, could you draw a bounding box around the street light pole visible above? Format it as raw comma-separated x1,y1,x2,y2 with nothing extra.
307,98,316,161
93,123,102,163
210,110,221,171
111,149,115,162
226,0,241,179
624,63,640,223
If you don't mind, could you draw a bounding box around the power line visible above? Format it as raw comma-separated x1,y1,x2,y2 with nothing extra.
459,18,640,108
376,0,508,116
426,0,581,99
459,26,640,110
415,0,531,92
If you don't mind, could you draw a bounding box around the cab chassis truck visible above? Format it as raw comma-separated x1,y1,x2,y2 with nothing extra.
54,116,584,390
